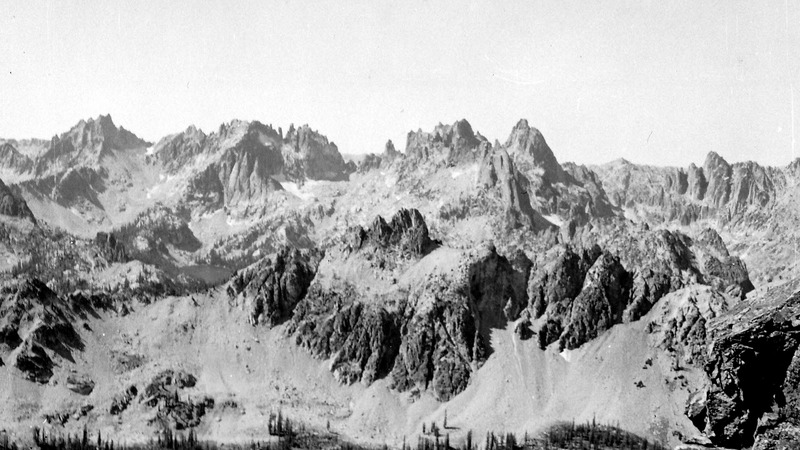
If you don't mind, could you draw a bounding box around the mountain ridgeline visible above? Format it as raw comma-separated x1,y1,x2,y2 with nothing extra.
1,115,800,449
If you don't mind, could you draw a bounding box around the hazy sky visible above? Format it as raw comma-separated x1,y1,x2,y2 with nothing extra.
2,1,798,166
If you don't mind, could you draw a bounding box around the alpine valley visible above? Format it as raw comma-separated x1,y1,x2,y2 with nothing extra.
2,115,800,450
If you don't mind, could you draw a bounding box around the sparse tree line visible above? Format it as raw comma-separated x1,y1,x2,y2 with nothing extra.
3,413,668,450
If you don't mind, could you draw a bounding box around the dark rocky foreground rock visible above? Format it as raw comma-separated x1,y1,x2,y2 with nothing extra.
696,287,800,448
0,279,84,383
223,209,520,400
228,207,756,406
531,226,753,351
344,207,439,258
65,371,95,395
141,369,213,430
288,241,523,400
647,281,800,448
110,385,138,415
0,177,35,222
227,246,323,326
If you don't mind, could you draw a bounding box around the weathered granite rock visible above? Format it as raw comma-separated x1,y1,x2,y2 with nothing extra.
0,178,35,221
346,208,439,257
0,278,83,383
559,253,631,350
110,385,138,415
228,246,322,326
66,371,95,395
14,341,54,383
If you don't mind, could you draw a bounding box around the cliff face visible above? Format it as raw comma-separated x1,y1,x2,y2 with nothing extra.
151,125,210,175
283,124,351,181
288,243,523,400
0,143,34,176
0,177,35,222
646,281,800,449
227,247,323,327
503,119,567,185
0,279,84,383
405,119,487,166
593,151,788,225
222,209,524,401
478,148,553,231
530,226,753,351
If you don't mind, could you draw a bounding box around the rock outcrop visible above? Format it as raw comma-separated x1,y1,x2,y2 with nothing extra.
283,124,351,181
0,177,35,221
151,125,210,174
678,284,800,448
503,119,567,185
290,283,402,385
389,245,524,400
141,369,212,430
288,243,525,400
478,148,551,230
405,119,487,166
0,143,34,175
530,226,752,350
693,228,754,298
357,139,402,173
345,208,439,258
110,385,138,415
234,209,526,401
645,281,800,449
0,279,83,383
65,371,95,395
227,246,323,326
559,253,631,350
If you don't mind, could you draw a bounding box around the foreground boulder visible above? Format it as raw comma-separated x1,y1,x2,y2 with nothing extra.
65,371,95,395
141,369,212,430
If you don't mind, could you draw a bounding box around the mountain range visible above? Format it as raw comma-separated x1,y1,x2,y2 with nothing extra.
1,115,799,449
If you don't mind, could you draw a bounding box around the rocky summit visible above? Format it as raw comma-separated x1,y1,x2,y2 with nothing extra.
1,115,800,449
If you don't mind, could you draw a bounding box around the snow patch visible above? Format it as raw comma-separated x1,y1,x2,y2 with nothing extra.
559,349,573,362
282,181,315,201
543,214,564,227
145,145,155,156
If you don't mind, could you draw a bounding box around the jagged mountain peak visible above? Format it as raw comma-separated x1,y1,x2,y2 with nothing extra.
68,114,148,148
31,115,150,176
511,118,532,132
183,124,205,138
607,157,633,167
503,119,566,184
704,151,730,169
403,119,486,165
452,118,475,137
384,139,397,155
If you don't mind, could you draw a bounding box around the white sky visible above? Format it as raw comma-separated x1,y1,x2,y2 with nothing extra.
1,1,798,167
